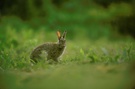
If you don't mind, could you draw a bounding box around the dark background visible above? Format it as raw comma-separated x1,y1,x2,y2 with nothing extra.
0,0,135,49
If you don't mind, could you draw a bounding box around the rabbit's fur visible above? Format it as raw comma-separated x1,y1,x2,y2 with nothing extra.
30,31,67,63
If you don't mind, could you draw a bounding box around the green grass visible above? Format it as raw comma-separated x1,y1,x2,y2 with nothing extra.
0,63,133,89
1,1,135,88
0,26,135,89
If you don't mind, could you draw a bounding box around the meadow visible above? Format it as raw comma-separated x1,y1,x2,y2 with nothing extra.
0,21,135,89
0,0,135,89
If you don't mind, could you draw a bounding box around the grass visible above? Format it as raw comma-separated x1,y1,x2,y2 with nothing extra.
1,63,133,89
0,23,135,89
1,1,135,88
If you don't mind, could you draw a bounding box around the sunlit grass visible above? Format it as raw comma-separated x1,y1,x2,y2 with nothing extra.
0,19,135,89
0,0,135,88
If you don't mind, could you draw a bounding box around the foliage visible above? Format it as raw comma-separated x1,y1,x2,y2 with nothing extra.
0,0,135,89
0,20,135,89
1,0,135,37
0,26,135,69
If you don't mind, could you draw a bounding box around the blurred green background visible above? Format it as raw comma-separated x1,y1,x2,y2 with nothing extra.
1,0,135,41
0,0,135,89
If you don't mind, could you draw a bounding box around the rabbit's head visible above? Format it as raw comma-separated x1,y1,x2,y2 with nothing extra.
57,31,67,48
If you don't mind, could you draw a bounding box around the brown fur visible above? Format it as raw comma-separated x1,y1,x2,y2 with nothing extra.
30,31,66,63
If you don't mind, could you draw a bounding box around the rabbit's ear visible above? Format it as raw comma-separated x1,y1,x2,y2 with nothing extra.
62,31,67,39
57,31,61,39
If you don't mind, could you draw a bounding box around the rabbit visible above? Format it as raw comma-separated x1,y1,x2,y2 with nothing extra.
30,31,67,63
